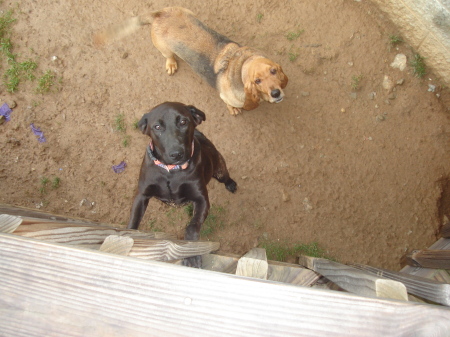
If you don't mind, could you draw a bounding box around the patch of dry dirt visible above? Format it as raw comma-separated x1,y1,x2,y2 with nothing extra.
1,0,450,270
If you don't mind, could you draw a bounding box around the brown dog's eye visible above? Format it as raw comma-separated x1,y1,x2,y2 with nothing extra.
180,119,187,126
255,78,261,85
270,68,277,75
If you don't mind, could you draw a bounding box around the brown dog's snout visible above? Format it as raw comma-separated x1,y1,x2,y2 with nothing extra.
271,89,281,98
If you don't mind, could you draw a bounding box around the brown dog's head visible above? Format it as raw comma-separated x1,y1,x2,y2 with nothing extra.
243,58,288,110
138,102,206,165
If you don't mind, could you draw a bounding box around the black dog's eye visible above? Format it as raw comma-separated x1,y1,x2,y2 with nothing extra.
270,68,277,75
154,124,161,130
180,119,188,126
255,78,261,85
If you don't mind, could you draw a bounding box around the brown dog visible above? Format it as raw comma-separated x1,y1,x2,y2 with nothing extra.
94,7,288,115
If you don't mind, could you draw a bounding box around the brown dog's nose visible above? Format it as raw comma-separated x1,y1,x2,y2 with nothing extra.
271,89,281,98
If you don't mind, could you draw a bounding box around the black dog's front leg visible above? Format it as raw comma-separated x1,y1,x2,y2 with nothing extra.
127,194,151,229
183,197,210,268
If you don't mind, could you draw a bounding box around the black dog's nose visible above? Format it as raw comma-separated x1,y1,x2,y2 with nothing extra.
271,89,281,98
169,150,184,160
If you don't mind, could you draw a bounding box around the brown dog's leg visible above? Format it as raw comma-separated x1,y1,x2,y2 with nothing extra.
151,29,178,75
226,104,242,116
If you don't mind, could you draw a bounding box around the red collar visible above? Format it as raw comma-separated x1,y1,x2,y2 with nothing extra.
147,141,194,172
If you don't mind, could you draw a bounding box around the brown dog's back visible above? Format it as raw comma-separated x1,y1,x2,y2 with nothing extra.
150,7,234,87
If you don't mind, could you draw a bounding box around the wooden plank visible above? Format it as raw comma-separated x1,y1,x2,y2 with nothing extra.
0,214,22,233
1,234,450,337
299,256,408,301
351,263,450,306
12,222,176,244
202,253,239,273
0,204,93,223
100,235,134,255
267,264,318,286
404,250,450,269
401,238,450,279
128,239,220,261
236,248,268,279
267,260,320,286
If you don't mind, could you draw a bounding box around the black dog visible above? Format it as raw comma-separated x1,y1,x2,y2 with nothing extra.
127,102,237,268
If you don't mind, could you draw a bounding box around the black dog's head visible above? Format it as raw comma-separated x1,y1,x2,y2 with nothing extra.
138,102,206,165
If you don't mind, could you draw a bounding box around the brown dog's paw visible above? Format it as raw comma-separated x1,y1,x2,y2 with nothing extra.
226,105,242,116
182,255,202,268
165,57,178,75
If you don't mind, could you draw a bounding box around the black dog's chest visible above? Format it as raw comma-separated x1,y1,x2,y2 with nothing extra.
148,179,191,206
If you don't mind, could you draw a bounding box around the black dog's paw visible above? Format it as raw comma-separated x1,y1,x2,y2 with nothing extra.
182,255,202,268
225,179,237,193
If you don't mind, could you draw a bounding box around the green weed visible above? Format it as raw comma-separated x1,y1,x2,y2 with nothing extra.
411,53,426,78
114,113,126,132
351,74,363,90
286,29,304,41
35,70,56,94
259,240,332,262
132,119,139,129
51,177,61,189
389,34,403,46
122,135,131,147
256,13,264,23
39,177,49,195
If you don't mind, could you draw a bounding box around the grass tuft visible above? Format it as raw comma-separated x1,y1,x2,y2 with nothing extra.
411,53,426,78
286,29,304,41
259,240,333,262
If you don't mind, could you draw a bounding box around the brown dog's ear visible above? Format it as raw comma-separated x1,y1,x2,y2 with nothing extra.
187,105,206,126
138,113,151,135
279,65,288,89
243,82,259,111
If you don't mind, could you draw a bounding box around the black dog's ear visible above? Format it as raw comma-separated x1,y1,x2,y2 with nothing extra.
138,113,150,135
187,105,206,126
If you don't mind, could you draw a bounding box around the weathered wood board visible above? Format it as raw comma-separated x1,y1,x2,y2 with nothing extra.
1,233,450,337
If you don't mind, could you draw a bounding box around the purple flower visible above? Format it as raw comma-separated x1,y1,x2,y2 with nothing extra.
112,161,127,173
30,123,47,143
0,103,12,122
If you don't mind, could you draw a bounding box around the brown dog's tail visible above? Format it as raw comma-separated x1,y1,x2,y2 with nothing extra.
93,15,153,47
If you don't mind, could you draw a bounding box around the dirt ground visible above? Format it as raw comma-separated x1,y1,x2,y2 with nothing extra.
1,0,449,271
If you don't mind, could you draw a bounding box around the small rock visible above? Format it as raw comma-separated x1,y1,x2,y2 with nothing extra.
303,198,313,212
300,91,310,97
8,101,17,109
122,52,129,59
341,108,346,113
390,54,407,71
382,75,394,91
281,190,290,202
396,79,404,85
376,115,385,122
428,84,436,92
388,93,396,100
368,92,376,100
348,61,354,66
